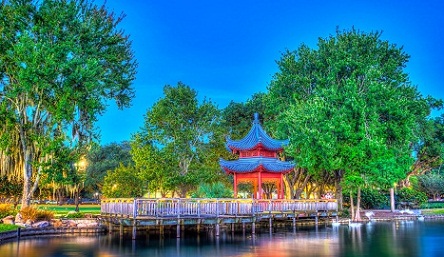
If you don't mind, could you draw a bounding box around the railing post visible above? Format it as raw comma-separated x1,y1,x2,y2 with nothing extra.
133,198,137,218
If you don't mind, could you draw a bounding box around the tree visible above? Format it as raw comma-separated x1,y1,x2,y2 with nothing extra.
418,171,444,200
402,114,444,186
0,0,137,208
132,82,224,197
222,93,269,139
102,164,143,198
267,28,437,219
84,141,133,195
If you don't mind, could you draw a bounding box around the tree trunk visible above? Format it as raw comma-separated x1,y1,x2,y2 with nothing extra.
75,189,80,212
20,150,33,209
354,187,362,221
390,187,395,212
335,170,344,211
349,191,354,221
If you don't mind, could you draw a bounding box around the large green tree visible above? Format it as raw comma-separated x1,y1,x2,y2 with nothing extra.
267,28,438,218
0,0,137,208
132,82,224,197
84,141,133,195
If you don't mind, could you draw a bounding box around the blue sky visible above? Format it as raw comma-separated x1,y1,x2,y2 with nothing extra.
96,0,444,145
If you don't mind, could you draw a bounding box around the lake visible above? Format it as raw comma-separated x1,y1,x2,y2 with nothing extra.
1,220,444,257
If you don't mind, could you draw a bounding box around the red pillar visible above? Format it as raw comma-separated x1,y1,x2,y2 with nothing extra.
258,172,262,199
233,173,238,198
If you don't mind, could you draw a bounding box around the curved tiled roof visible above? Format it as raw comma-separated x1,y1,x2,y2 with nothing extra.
226,113,289,151
219,157,294,174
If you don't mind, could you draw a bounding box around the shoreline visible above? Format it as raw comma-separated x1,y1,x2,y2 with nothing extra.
2,213,444,244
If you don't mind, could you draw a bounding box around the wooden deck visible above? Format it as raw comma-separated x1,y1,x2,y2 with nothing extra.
99,198,338,239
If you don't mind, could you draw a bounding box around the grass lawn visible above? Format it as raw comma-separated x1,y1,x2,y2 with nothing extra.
36,204,101,216
422,208,444,215
0,224,19,233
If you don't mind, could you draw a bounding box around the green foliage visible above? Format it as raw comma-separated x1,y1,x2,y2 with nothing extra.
222,93,269,140
65,211,85,218
0,224,19,232
0,204,17,219
411,114,444,175
0,176,22,205
132,82,226,197
266,28,436,207
420,202,444,209
360,188,389,209
0,0,137,207
191,182,233,198
397,187,428,205
84,142,133,194
417,172,444,200
102,164,144,198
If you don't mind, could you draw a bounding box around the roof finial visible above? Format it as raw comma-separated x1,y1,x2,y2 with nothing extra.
253,113,259,124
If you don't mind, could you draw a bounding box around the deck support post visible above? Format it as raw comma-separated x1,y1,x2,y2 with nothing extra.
119,223,123,237
252,222,256,234
269,217,273,234
108,221,113,234
176,220,181,238
132,220,137,240
159,224,164,237
215,219,220,237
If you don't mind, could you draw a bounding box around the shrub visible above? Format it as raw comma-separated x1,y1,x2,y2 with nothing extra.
360,188,389,209
420,201,444,209
397,187,428,206
0,204,17,219
20,206,54,221
65,211,85,218
191,182,233,198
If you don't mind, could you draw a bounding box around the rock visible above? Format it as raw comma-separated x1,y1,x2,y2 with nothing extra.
77,222,98,228
63,219,78,228
25,219,33,226
32,221,50,228
2,215,15,225
52,219,64,228
15,213,23,223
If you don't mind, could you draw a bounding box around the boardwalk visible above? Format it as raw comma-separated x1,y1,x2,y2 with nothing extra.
100,198,338,239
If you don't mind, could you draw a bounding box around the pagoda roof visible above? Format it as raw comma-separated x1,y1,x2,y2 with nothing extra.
226,113,289,151
219,157,294,174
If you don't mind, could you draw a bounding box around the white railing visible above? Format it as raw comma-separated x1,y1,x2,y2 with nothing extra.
101,198,338,218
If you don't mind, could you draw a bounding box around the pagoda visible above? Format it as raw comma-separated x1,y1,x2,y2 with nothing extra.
219,113,294,199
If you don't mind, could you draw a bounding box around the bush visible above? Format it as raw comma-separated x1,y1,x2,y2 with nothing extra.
360,188,389,209
420,201,444,209
397,187,428,207
65,211,85,218
0,204,17,219
342,188,389,210
20,206,54,221
191,182,233,198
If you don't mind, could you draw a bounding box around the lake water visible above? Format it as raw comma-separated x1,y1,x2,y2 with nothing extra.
1,220,444,257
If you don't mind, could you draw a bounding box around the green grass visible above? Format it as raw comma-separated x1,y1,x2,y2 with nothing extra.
422,208,444,215
0,224,19,233
36,204,101,216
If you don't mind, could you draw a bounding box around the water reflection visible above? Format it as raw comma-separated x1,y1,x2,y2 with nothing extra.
1,220,444,257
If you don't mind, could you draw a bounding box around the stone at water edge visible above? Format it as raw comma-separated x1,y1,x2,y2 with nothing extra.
14,213,23,224
2,215,15,225
32,220,50,228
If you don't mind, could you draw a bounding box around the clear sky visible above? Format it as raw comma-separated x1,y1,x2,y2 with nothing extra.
96,0,444,145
